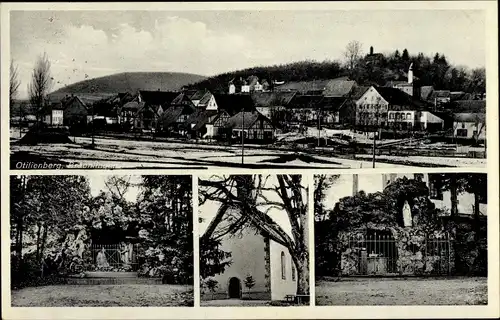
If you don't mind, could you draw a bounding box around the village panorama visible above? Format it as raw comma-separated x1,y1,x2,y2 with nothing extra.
9,26,486,169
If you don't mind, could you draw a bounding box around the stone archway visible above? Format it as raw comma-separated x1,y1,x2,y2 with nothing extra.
228,277,242,299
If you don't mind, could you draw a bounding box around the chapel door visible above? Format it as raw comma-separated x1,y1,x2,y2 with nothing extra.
228,277,242,299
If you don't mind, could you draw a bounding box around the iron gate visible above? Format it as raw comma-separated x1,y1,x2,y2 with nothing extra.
90,243,140,271
344,232,452,276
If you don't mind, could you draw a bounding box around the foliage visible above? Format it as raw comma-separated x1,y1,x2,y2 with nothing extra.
10,175,194,288
187,45,485,94
135,175,193,285
199,236,232,279
244,274,256,292
314,176,443,277
204,278,219,299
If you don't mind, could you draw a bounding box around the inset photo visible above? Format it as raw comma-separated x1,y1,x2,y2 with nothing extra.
198,174,310,307
10,175,194,307
314,172,487,305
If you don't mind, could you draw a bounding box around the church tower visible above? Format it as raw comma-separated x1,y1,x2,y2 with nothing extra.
408,63,414,84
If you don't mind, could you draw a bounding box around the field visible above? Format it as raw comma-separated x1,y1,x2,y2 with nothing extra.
315,277,488,306
11,284,193,307
10,132,485,169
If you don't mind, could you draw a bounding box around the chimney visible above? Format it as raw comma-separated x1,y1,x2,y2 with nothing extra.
352,174,359,196
370,46,374,55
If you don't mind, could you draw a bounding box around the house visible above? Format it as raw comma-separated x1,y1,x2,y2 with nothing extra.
354,86,390,128
451,100,486,140
320,97,356,126
119,101,144,130
184,109,219,139
249,91,296,119
201,207,297,301
287,95,325,125
364,46,386,66
428,90,451,108
356,86,442,131
226,111,275,143
160,93,196,136
41,103,65,126
187,94,257,140
191,90,210,106
135,90,180,130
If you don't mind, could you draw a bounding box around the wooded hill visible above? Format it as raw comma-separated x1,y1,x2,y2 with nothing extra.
186,49,486,96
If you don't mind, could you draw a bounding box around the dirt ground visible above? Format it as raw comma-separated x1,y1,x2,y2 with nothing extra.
11,284,194,307
315,277,487,305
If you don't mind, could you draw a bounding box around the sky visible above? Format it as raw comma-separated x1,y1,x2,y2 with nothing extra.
10,10,486,98
87,174,141,202
199,175,309,239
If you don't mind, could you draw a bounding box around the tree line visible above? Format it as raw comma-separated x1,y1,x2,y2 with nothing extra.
187,41,485,95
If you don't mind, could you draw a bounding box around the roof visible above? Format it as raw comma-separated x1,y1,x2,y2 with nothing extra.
190,90,208,101
321,97,350,111
250,91,296,107
288,95,324,109
374,87,429,111
323,80,357,97
350,86,370,100
161,103,195,126
122,101,144,111
197,91,213,106
420,86,434,101
429,90,451,99
275,79,330,93
454,112,486,123
385,80,411,87
186,109,218,131
449,100,486,113
139,90,179,106
212,94,256,115
171,92,195,108
161,106,185,126
225,111,271,130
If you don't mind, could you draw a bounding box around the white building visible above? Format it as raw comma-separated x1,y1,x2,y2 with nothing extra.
201,206,298,301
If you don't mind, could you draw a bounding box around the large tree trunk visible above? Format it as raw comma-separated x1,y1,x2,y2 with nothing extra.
39,225,48,277
450,175,458,217
294,253,310,296
473,190,480,242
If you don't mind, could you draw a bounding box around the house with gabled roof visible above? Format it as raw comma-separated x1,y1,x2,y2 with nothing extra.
450,100,486,140
160,93,196,136
225,111,275,143
250,91,296,120
356,86,443,131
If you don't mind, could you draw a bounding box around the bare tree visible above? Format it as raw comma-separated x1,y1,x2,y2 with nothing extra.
28,52,54,122
10,60,21,107
199,174,310,297
343,41,363,73
104,176,132,200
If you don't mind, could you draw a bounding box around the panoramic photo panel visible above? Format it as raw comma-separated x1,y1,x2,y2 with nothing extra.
314,172,487,305
198,174,310,306
9,10,486,169
10,174,194,307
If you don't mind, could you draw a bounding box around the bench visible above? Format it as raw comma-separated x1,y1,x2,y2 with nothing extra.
285,294,295,302
295,294,310,304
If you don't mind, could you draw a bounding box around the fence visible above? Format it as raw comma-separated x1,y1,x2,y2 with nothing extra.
89,243,140,271
344,232,453,276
